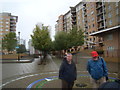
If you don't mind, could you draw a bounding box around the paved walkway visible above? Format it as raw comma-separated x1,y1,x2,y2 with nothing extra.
1,52,119,89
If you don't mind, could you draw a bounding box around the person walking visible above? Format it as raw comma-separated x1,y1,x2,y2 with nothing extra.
87,51,108,88
59,53,77,90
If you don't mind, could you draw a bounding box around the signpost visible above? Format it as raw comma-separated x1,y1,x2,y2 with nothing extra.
16,46,20,61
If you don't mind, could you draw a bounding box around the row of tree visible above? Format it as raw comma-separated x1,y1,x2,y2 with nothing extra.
2,32,26,54
31,24,84,59
2,24,84,56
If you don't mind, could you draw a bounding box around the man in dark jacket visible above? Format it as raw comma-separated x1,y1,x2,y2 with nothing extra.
87,51,108,88
59,53,77,90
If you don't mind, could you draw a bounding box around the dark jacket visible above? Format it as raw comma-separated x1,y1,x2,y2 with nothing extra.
59,58,77,83
87,57,108,80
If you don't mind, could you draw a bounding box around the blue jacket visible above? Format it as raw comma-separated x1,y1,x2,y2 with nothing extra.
87,57,108,80
59,59,77,83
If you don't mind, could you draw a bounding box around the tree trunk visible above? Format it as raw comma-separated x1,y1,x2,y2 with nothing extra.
40,51,47,65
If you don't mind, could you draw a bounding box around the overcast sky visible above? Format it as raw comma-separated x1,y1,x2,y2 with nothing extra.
1,0,81,48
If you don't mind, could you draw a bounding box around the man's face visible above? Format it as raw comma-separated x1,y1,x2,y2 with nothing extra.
66,54,72,62
93,56,98,60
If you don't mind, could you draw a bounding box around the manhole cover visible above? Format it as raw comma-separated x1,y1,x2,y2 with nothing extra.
76,83,87,87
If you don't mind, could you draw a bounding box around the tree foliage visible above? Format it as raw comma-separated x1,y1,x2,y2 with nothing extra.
2,32,17,52
54,26,84,51
17,44,26,53
54,31,69,51
31,25,52,53
68,26,84,47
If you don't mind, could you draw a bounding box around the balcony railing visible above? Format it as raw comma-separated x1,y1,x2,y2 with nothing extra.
97,18,104,23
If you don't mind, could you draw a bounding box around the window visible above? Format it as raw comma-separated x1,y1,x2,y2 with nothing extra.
91,17,94,21
107,46,114,51
0,25,3,27
92,24,94,27
92,30,95,33
116,2,118,7
0,18,3,20
0,28,3,31
88,19,90,23
6,18,9,20
6,29,9,31
90,38,92,41
116,8,118,15
88,14,90,17
88,25,91,29
6,25,9,27
91,11,94,15
93,38,95,41
109,20,112,25
6,22,9,24
108,5,111,11
105,34,113,40
108,13,112,18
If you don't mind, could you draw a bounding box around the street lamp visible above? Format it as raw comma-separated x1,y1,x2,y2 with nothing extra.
18,31,20,44
18,31,20,61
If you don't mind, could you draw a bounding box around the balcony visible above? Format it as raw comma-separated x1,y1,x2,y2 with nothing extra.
10,24,16,26
85,24,88,29
98,26,104,30
83,3,86,6
84,13,87,17
83,7,86,11
71,10,76,14
10,28,15,31
71,15,76,18
97,10,105,16
10,21,16,24
97,18,104,23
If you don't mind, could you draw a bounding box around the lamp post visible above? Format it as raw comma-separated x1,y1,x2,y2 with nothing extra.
18,32,20,44
18,31,20,61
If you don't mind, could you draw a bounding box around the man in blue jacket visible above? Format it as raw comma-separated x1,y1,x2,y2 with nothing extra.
87,51,108,88
59,53,77,90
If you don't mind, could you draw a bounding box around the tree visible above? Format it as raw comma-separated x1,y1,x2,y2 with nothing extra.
2,32,17,53
54,31,69,51
53,26,84,57
16,44,26,53
68,26,84,48
31,24,52,64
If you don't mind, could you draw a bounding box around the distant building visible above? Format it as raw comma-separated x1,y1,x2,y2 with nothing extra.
28,39,35,55
0,12,18,54
63,10,72,33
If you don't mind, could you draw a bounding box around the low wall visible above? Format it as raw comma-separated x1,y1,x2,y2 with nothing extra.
104,57,120,63
2,54,28,60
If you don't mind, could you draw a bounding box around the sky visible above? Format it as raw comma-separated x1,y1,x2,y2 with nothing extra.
1,0,81,48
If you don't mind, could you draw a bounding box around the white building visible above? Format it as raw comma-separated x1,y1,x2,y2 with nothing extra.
28,39,35,55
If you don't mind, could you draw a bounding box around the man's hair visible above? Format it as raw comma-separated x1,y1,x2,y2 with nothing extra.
67,53,72,56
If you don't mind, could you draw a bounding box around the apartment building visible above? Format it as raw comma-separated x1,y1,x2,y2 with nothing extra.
70,7,76,28
105,2,119,28
55,24,58,33
90,2,120,61
76,2,84,31
56,15,64,33
56,1,120,56
0,12,18,53
82,2,100,48
63,10,72,33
